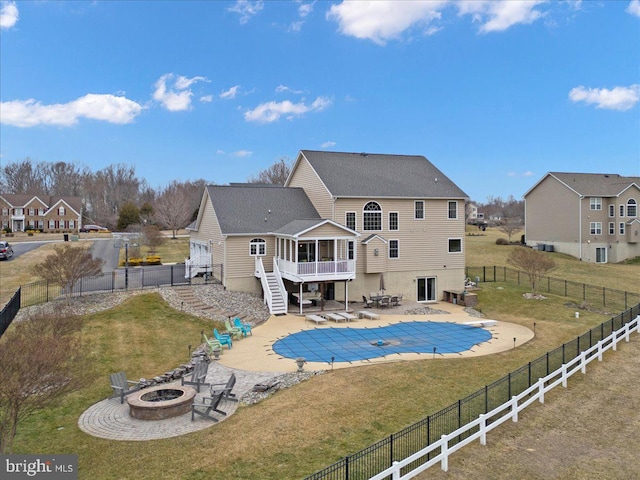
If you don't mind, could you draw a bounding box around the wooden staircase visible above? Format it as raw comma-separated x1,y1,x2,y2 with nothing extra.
265,272,287,315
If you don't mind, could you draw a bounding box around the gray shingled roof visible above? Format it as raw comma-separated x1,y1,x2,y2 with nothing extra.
548,173,640,197
0,194,83,214
299,150,468,199
206,185,320,235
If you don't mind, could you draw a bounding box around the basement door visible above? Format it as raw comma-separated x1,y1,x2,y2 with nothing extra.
417,277,436,302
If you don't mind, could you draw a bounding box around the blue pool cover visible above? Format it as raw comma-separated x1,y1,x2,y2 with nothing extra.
272,321,492,364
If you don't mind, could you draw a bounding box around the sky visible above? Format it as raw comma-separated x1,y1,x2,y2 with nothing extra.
1,0,639,203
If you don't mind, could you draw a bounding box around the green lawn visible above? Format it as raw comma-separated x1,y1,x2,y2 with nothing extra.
4,228,639,479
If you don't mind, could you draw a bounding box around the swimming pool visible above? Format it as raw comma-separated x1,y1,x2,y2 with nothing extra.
272,321,492,363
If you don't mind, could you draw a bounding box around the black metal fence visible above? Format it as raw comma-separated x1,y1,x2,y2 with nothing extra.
305,272,640,479
465,266,640,312
0,288,20,338
0,263,223,338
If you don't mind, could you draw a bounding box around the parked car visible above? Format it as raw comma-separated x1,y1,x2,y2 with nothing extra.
0,241,14,260
80,225,108,233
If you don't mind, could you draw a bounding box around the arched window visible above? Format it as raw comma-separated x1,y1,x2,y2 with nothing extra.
249,238,266,256
363,202,382,231
627,199,637,218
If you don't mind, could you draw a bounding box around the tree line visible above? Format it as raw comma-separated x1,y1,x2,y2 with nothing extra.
0,157,292,234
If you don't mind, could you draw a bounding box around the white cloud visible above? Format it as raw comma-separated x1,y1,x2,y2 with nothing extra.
299,2,314,18
289,20,304,33
523,171,534,177
326,1,446,45
321,141,336,148
244,96,331,123
569,84,640,111
0,1,18,29
457,0,547,33
200,95,213,103
627,0,640,17
153,73,208,111
228,0,263,25
1,94,143,127
220,85,240,99
232,150,253,157
275,85,304,95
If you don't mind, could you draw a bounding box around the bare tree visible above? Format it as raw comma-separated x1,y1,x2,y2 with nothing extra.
31,244,104,301
497,218,523,243
153,181,194,238
0,158,48,194
507,247,556,294
247,157,292,185
0,308,86,453
143,224,165,255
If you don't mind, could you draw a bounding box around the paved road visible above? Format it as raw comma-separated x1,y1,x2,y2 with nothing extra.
89,238,120,272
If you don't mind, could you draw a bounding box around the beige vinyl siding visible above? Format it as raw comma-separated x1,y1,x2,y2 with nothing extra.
191,196,225,265
225,235,276,279
363,237,387,273
287,156,333,218
526,177,579,244
336,197,466,274
298,223,351,239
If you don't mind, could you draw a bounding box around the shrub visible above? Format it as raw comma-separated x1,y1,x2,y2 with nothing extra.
145,256,162,266
495,237,510,245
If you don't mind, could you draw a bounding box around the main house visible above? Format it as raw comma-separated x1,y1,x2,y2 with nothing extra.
0,194,82,233
187,150,468,314
524,172,640,263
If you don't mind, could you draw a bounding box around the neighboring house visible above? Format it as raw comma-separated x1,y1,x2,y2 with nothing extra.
0,194,83,233
466,203,485,224
187,150,468,314
524,172,640,263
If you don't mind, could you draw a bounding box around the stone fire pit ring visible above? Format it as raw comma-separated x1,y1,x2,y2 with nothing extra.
126,385,196,420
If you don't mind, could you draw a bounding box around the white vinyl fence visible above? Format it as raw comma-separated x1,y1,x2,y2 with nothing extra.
370,315,640,480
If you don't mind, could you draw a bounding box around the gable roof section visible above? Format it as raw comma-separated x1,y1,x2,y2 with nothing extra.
205,184,321,235
274,218,359,238
525,172,640,198
0,194,82,214
295,150,468,199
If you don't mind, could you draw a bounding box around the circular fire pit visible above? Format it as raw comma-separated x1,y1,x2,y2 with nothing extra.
127,385,196,420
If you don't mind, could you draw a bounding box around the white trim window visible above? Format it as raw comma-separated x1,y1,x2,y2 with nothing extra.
249,238,266,256
414,201,424,220
590,222,602,235
609,204,615,217
609,222,615,235
345,212,356,231
448,201,458,219
347,240,354,260
619,205,625,217
448,238,462,253
627,199,637,217
58,206,66,215
28,208,35,216
619,222,625,235
389,212,399,231
363,201,382,231
389,239,399,258
590,198,602,210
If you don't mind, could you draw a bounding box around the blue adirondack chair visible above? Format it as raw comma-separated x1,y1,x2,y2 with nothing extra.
234,317,252,336
213,328,233,349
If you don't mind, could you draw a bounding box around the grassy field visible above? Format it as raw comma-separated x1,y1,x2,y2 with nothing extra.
2,227,639,479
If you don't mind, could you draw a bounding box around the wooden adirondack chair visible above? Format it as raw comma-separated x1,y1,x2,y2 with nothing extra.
181,361,209,392
224,319,243,340
110,371,141,404
210,372,238,403
191,388,227,421
202,333,222,354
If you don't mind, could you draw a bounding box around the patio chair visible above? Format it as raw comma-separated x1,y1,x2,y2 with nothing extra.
213,328,233,349
379,296,391,308
210,373,238,403
109,371,141,404
234,317,253,336
362,295,373,308
390,295,399,307
181,360,210,392
203,333,222,355
396,293,403,306
224,319,243,340
191,388,227,421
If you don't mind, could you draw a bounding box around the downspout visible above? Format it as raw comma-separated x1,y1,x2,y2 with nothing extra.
579,196,583,260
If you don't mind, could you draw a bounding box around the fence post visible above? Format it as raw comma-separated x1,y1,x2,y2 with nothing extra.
508,372,511,399
603,287,606,308
564,280,567,297
561,364,568,388
597,340,603,361
440,435,449,472
580,351,587,374
390,433,394,467
391,461,401,480
511,396,518,422
479,414,487,445
538,378,545,404
528,362,532,387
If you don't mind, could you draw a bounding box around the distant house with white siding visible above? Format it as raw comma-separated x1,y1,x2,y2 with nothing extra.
187,150,468,314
